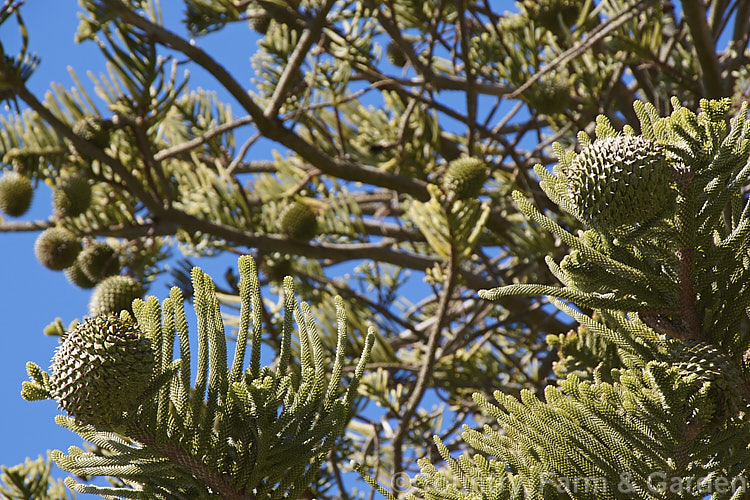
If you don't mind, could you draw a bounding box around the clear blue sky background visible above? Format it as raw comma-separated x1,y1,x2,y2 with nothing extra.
0,0,525,496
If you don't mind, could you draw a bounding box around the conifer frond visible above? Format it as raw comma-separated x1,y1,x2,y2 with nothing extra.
25,256,374,498
184,0,246,36
413,356,749,499
0,453,71,500
0,5,39,109
414,99,750,500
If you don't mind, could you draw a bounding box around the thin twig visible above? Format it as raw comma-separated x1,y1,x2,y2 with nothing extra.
390,220,459,481
0,220,53,232
226,132,261,175
153,116,254,162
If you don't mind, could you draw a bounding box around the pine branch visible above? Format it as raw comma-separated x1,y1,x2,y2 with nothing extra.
98,0,434,202
131,429,254,500
25,256,375,497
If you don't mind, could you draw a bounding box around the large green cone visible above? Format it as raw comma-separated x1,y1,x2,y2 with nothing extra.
566,135,675,231
49,315,154,427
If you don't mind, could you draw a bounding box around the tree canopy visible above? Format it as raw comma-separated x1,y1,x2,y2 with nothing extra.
1,0,750,498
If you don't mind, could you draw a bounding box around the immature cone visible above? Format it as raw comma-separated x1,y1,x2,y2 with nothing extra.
35,228,82,270
0,172,33,217
566,135,674,230
53,176,92,218
78,242,119,283
73,116,109,149
442,157,489,200
49,315,154,426
64,261,96,289
279,201,318,241
89,275,143,316
524,78,570,115
672,341,743,421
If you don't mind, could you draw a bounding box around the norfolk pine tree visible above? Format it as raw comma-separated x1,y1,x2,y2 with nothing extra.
1,0,750,498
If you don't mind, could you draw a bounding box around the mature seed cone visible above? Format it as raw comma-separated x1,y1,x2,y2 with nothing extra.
279,201,318,241
89,275,143,316
64,261,96,289
49,315,155,427
0,171,33,217
566,135,675,230
78,242,119,283
73,116,109,149
386,41,407,67
35,228,82,271
53,176,92,218
442,157,489,200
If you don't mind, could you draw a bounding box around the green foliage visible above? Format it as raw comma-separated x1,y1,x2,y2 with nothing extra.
23,256,374,498
409,100,750,499
522,0,582,32
4,0,750,497
407,184,490,261
546,313,623,381
72,117,109,149
0,6,39,107
0,454,72,500
246,2,271,35
413,360,748,499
